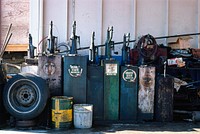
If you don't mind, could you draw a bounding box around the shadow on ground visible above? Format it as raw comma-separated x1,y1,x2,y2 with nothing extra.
1,121,200,134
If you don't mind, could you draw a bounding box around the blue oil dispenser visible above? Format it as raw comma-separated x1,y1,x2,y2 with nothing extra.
120,33,138,121
87,32,104,121
63,21,87,104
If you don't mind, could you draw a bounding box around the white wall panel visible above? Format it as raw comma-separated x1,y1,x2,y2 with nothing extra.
29,0,40,47
169,0,198,47
72,0,101,55
102,0,132,42
102,0,132,55
136,0,167,44
43,0,67,44
30,0,200,54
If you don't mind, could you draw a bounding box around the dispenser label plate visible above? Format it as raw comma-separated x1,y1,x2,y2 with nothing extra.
68,65,83,77
105,64,118,76
43,62,56,75
122,69,137,82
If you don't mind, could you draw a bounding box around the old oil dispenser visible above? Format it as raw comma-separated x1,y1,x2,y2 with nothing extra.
155,74,174,122
137,34,157,121
38,21,62,96
120,33,138,121
63,21,87,104
87,32,104,121
103,27,119,121
138,65,156,121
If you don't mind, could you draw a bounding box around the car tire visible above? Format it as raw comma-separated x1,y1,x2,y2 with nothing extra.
3,73,49,120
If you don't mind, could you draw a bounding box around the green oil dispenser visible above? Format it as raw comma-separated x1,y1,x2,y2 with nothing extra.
103,27,119,121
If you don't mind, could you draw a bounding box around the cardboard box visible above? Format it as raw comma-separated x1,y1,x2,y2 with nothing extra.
168,36,192,49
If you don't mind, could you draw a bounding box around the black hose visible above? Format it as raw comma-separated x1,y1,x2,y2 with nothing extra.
137,34,158,58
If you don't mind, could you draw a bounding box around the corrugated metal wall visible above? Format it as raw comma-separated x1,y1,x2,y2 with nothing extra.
38,0,200,55
3,0,200,55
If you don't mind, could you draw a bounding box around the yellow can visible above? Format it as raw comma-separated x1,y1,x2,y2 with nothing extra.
51,96,73,129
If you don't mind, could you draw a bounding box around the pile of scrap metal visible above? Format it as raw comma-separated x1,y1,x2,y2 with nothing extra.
172,76,200,121
2,19,200,130
164,34,200,121
167,35,200,68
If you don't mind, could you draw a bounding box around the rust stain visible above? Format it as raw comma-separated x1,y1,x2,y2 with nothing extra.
138,66,155,114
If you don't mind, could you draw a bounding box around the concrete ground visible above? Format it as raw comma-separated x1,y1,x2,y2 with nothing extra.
1,122,200,134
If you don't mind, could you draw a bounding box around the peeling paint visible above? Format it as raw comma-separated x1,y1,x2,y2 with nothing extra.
138,66,155,120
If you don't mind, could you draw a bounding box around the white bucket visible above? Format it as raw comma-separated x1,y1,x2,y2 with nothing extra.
73,104,93,129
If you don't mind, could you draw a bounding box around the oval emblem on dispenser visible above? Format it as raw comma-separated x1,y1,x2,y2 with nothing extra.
68,65,83,77
122,69,137,82
43,62,56,75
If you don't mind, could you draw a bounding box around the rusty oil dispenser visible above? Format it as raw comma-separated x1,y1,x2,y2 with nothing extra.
37,21,62,96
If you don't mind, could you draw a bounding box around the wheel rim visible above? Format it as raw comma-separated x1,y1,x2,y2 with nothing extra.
138,34,158,58
16,85,36,106
7,79,41,114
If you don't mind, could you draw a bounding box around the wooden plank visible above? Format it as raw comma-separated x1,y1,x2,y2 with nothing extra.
5,44,28,52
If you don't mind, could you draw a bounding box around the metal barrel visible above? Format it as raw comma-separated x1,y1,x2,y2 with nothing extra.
51,96,73,129
73,104,93,129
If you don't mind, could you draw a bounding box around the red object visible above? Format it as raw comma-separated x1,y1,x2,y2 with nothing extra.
129,46,169,65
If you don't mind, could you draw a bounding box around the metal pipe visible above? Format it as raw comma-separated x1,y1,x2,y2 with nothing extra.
155,32,200,40
77,32,200,51
2,23,12,49
0,30,12,58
